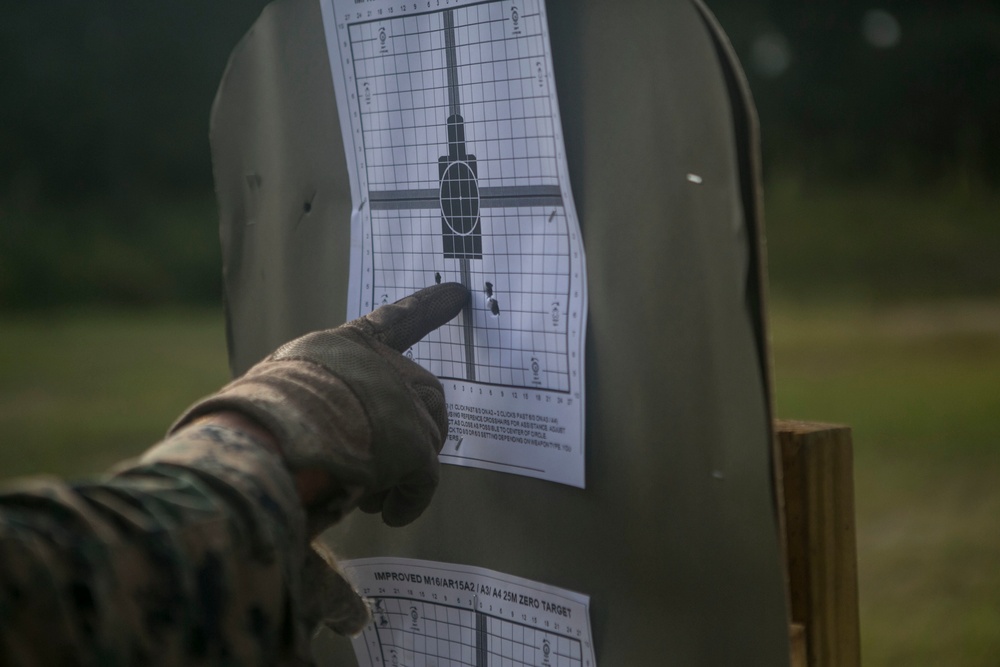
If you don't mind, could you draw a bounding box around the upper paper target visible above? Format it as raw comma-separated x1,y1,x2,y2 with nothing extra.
321,0,588,487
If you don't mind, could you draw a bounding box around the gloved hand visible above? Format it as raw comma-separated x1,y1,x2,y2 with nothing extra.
169,282,469,532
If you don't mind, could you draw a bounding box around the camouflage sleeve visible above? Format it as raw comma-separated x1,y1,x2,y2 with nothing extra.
0,422,311,667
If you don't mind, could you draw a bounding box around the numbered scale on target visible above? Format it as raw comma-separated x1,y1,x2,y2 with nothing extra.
345,558,596,667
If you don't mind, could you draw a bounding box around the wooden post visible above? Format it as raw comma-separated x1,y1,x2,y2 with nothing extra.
789,622,808,667
776,420,861,667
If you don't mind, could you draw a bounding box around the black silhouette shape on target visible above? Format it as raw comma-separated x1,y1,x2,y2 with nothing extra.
439,114,482,259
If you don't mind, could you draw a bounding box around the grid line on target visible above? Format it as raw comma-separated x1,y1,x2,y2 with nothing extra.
366,596,584,667
349,0,573,393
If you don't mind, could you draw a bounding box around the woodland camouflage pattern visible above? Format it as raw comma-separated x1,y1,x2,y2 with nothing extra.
0,423,314,666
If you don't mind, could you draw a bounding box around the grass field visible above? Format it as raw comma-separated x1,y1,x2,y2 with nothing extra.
0,309,229,477
1,301,998,665
771,299,1000,666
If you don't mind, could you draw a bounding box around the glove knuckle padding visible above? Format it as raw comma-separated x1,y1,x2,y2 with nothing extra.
272,330,446,483
412,383,448,444
170,331,447,529
171,283,467,530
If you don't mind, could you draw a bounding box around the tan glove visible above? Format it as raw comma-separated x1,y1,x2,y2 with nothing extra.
170,282,469,531
158,283,467,647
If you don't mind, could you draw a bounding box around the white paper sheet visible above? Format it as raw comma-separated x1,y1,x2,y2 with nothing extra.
321,0,587,487
343,557,596,667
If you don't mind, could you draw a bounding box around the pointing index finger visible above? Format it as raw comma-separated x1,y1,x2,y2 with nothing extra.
350,283,470,352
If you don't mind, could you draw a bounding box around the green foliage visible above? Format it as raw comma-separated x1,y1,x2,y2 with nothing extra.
765,175,1000,302
2,1,998,203
710,0,1000,184
0,197,221,309
2,1,998,309
1,1,269,203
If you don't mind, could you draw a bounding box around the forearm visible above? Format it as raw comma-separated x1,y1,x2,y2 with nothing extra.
187,410,336,507
0,420,308,666
0,284,467,665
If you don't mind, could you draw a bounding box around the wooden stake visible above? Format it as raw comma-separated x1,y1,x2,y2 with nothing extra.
776,420,861,667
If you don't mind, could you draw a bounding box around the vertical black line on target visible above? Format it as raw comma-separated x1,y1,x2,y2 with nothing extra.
475,606,488,667
440,9,480,381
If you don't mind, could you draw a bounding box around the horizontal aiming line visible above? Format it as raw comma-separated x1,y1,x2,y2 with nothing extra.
369,185,563,210
369,189,437,209
481,185,562,207
352,40,546,64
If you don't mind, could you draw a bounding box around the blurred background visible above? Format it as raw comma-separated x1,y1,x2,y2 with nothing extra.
1,1,998,664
